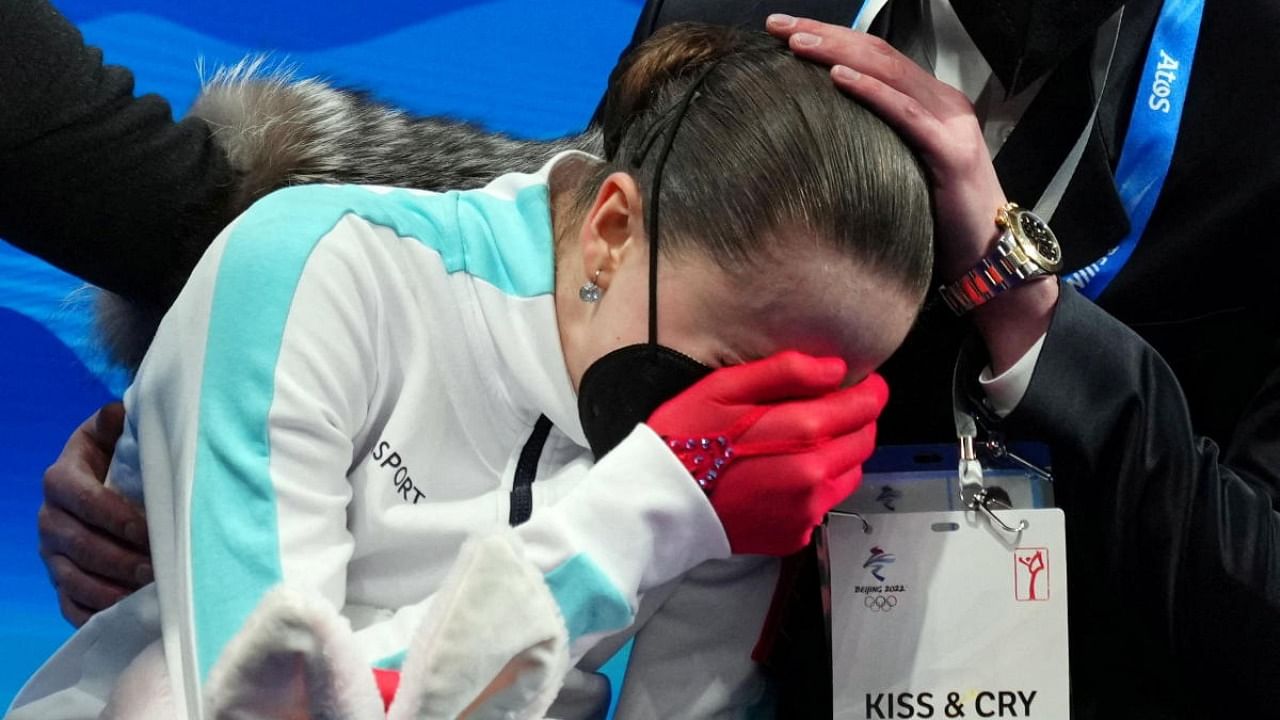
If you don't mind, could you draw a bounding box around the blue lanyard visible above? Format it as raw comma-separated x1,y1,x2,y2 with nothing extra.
850,0,1205,301
850,0,877,29
1061,0,1205,298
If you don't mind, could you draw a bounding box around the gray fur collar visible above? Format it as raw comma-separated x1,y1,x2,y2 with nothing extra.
97,60,600,371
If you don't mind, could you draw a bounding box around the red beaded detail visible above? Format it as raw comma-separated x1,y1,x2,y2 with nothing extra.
661,434,735,495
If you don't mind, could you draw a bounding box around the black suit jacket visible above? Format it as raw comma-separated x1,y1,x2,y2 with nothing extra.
620,0,1280,718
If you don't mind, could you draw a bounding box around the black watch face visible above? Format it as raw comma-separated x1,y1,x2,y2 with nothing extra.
1017,212,1061,265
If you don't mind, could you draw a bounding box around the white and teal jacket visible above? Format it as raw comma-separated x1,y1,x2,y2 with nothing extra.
11,153,780,720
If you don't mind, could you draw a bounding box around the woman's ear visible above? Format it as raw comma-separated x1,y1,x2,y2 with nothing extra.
578,172,645,291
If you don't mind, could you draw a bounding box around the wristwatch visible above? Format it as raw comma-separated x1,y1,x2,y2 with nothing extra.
939,203,1063,315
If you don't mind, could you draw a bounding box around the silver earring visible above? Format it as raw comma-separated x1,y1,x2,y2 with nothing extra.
579,270,603,303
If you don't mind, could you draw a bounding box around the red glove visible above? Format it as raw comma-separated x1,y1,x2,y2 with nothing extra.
648,351,887,556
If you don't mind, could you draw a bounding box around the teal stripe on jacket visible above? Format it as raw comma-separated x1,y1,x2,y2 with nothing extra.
189,182,554,680
543,553,634,643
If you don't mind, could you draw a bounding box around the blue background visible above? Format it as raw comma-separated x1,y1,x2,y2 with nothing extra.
0,0,642,707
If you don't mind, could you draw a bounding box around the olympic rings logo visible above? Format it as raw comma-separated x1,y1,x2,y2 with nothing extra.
864,594,898,612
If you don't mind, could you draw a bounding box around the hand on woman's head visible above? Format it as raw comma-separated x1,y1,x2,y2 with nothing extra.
767,15,1061,371
765,14,1008,282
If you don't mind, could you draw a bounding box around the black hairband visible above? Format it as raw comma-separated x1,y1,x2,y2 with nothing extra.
628,60,721,348
574,60,721,461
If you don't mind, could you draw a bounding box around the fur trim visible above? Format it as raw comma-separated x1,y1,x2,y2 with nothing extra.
95,288,167,371
192,58,599,215
203,585,385,720
96,58,601,372
388,531,571,720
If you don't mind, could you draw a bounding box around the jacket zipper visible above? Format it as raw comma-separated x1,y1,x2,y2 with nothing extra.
508,414,553,526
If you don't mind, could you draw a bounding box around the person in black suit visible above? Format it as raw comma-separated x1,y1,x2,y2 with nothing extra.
629,2,1277,717
18,0,1280,717
0,0,239,318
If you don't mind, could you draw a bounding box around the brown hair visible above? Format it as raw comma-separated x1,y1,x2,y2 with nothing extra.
585,22,934,299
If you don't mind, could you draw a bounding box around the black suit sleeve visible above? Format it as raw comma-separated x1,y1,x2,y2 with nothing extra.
0,0,236,307
997,283,1280,716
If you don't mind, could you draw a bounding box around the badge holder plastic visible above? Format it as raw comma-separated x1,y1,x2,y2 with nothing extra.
824,356,1069,720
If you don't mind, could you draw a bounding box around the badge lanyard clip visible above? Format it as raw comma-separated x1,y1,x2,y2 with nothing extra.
982,432,1051,482
952,354,1030,536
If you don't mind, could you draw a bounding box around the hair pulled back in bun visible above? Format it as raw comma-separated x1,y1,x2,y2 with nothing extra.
586,22,934,300
596,23,742,159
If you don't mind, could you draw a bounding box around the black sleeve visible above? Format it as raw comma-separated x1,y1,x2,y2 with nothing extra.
0,0,236,307
996,283,1280,717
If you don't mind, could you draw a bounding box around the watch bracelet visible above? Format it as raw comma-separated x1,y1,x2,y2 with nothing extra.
939,230,1042,314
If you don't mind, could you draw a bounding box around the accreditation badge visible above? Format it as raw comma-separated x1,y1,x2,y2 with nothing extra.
827,509,1069,720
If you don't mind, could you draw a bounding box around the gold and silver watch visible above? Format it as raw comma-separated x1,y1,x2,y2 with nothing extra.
939,203,1063,315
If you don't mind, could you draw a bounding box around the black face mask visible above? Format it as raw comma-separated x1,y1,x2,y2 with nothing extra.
578,344,710,460
576,63,720,460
